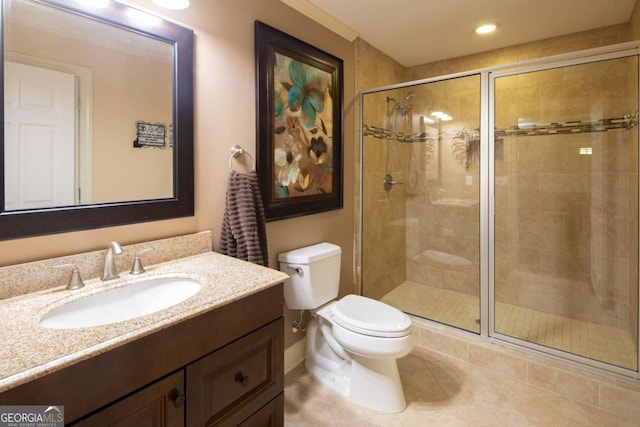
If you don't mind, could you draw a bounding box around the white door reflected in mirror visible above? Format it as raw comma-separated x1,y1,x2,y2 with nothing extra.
4,61,77,210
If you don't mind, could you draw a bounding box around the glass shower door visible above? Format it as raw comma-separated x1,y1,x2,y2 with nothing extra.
492,56,639,370
361,74,482,334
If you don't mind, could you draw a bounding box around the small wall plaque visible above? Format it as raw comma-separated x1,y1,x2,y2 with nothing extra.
134,121,166,147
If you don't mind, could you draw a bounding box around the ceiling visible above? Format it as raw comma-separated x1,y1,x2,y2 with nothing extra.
9,0,172,63
283,0,637,67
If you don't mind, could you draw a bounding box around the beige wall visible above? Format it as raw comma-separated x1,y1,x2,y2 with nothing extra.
8,22,174,204
91,48,173,203
0,0,356,349
354,39,406,297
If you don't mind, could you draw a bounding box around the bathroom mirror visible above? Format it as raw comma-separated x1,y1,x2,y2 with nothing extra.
0,0,194,239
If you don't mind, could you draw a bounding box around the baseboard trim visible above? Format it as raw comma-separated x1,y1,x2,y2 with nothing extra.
284,337,306,374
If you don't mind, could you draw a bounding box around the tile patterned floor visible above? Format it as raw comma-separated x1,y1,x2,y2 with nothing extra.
381,281,637,370
381,281,480,333
283,347,638,426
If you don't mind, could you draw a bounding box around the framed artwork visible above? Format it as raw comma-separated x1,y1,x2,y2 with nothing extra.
255,21,343,221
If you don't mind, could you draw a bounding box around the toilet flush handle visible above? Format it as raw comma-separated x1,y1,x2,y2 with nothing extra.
285,265,303,276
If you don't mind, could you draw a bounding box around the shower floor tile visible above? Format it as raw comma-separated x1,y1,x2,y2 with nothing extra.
380,281,637,370
381,281,481,333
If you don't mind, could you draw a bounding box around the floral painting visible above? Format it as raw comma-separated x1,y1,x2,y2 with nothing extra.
255,22,343,220
273,53,333,198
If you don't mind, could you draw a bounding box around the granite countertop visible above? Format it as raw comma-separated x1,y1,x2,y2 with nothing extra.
0,251,288,393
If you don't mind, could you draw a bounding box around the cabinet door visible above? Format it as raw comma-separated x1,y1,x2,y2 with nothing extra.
186,318,284,426
238,394,284,427
72,371,185,427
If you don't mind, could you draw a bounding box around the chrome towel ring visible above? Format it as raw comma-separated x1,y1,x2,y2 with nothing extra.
228,145,255,172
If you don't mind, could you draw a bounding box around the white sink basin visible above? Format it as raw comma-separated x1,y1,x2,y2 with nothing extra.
40,277,201,329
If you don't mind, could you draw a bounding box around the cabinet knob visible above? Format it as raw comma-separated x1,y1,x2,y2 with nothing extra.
172,393,186,408
235,372,250,387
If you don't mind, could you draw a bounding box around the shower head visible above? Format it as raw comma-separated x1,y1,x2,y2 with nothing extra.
386,92,414,115
398,104,412,115
393,91,415,115
399,91,416,104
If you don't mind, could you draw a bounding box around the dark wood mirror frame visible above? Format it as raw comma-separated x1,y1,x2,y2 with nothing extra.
0,0,194,240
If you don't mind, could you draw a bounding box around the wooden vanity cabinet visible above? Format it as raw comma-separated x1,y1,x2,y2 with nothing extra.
186,319,283,426
0,284,284,426
73,371,186,427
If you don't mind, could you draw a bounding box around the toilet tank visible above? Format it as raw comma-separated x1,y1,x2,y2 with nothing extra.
277,242,341,310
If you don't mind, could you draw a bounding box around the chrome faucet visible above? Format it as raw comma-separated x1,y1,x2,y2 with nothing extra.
102,241,124,281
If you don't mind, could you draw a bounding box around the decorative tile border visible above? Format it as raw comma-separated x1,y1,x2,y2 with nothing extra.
363,113,639,141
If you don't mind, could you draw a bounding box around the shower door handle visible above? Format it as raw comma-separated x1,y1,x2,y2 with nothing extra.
384,174,403,192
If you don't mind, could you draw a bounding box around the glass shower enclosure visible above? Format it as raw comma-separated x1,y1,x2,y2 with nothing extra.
361,74,482,334
360,44,640,375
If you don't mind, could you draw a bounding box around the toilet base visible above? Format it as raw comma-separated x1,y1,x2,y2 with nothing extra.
305,319,407,413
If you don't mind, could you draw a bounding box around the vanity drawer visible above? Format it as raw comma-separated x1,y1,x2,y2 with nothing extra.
186,318,284,426
72,371,185,427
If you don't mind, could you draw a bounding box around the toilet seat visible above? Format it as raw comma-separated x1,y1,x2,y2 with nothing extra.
329,295,412,338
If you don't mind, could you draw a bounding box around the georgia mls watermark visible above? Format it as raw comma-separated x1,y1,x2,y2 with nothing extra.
0,406,64,427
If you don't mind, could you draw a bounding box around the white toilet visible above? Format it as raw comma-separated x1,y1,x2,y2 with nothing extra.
278,242,414,413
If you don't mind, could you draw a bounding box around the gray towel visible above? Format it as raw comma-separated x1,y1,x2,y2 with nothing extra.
219,170,268,266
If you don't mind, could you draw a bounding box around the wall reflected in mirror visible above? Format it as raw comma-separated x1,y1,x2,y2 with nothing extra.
4,0,174,211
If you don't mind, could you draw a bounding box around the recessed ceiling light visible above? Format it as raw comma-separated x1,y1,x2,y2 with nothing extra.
475,24,497,35
152,0,190,9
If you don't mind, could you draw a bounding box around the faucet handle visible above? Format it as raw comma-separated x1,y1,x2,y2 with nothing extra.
54,263,85,290
130,247,154,275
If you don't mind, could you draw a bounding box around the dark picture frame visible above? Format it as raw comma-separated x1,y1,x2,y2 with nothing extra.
255,21,343,221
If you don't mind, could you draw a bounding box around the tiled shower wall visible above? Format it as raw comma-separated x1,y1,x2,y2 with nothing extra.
357,18,636,302
628,67,639,350
361,90,408,300
404,76,481,297
494,59,639,332
355,39,407,299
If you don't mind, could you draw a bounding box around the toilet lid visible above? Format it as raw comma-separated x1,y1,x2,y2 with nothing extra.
331,295,411,338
